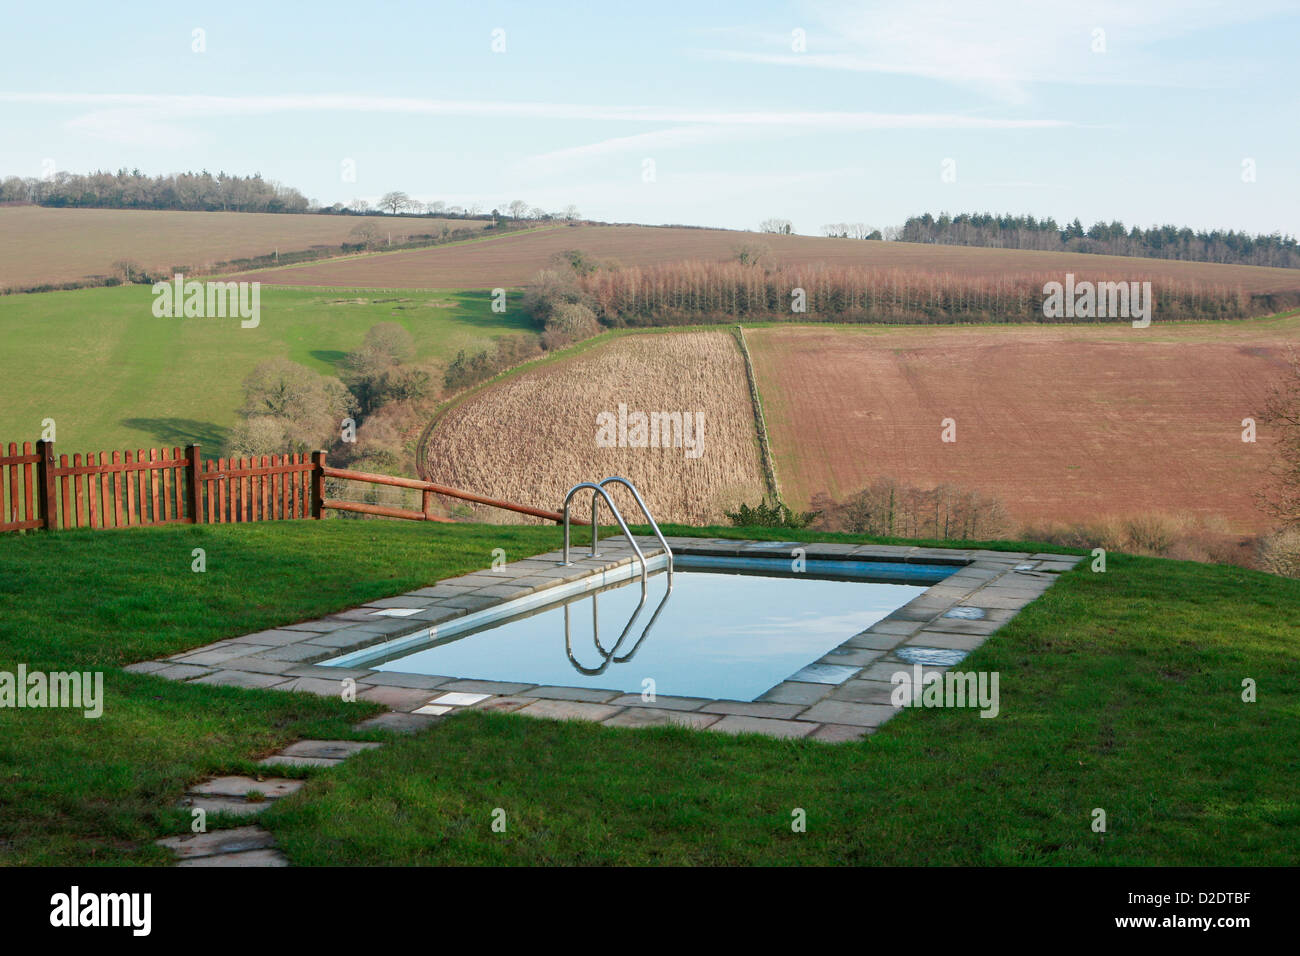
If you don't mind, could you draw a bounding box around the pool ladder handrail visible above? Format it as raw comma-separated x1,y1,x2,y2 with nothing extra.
560,477,674,592
559,478,675,674
560,482,649,600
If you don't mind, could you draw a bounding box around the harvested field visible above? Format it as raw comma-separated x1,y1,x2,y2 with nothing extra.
233,223,1300,294
423,332,766,524
746,315,1300,533
0,206,489,289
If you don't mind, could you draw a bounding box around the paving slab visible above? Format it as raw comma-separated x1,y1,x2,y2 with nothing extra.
367,596,439,609
525,685,622,703
858,660,947,684
254,642,333,663
357,671,450,690
756,681,835,706
273,676,362,698
190,776,305,800
226,629,318,646
223,657,299,676
123,660,170,675
357,685,441,711
151,663,216,681
817,647,884,667
307,628,393,649
470,695,537,714
845,632,908,650
904,631,989,651
279,740,383,760
177,795,270,817
829,679,898,705
177,848,289,867
437,679,537,696
514,699,621,722
606,694,709,711
707,716,818,739
799,700,899,727
174,644,273,666
156,825,276,859
281,619,354,632
282,663,374,680
700,700,806,719
430,691,491,706
190,670,290,690
864,620,925,636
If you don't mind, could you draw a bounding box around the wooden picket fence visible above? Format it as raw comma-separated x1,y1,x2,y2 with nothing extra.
0,441,569,533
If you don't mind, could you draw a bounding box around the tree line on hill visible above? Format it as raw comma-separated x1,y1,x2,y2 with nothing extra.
896,212,1300,269
0,168,581,224
0,169,312,212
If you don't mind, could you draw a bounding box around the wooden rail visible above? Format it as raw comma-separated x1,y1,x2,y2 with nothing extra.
0,440,566,532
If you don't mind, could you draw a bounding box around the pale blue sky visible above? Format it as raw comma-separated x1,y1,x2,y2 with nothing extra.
2,0,1297,235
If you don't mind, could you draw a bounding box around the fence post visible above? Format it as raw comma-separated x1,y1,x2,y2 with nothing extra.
311,450,326,519
186,444,203,524
421,487,433,521
35,439,57,531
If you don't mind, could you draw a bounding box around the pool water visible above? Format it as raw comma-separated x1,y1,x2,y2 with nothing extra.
342,559,941,701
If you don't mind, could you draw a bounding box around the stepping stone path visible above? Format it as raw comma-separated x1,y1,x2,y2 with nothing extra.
157,737,392,867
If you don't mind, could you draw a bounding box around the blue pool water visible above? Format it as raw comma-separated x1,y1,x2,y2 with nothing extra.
334,557,948,701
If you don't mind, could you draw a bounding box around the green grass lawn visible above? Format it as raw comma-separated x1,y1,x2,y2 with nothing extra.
0,521,1296,865
0,285,536,452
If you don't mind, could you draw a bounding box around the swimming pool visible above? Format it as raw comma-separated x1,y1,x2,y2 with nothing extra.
323,554,953,702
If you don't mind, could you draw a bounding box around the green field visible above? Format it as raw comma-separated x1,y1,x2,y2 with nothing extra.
0,285,535,452
0,521,1296,866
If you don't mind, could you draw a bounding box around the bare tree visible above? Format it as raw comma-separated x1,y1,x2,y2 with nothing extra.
507,199,529,219
759,217,793,235
378,191,413,215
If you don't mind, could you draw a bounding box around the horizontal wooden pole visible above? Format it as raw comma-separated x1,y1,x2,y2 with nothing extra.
200,464,313,480
51,459,185,477
323,499,457,523
321,465,578,524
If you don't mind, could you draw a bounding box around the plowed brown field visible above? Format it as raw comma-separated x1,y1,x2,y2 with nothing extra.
233,223,1300,293
746,317,1300,532
0,206,489,288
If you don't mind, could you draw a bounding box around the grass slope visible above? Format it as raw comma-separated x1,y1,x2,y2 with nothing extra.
0,285,535,451
1,521,1296,865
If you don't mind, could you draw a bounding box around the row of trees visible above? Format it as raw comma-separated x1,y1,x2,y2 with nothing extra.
0,169,584,224
576,259,1252,325
822,222,883,240
1,169,311,212
325,194,581,222
898,212,1300,269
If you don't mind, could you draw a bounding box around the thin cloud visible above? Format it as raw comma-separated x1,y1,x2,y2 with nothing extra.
1,90,1075,134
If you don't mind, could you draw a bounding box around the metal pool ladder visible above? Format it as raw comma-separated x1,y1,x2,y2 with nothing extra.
560,477,674,594
560,477,675,675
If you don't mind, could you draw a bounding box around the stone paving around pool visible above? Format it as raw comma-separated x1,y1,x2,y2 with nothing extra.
129,537,1083,748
